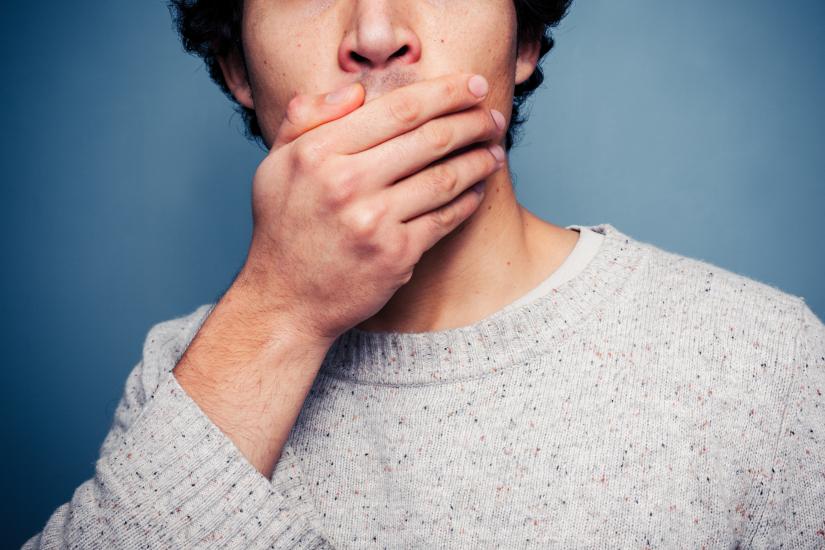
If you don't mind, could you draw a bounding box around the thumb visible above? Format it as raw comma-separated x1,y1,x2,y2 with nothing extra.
272,82,364,150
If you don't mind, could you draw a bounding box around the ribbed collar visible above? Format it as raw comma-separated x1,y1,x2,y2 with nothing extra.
319,223,649,386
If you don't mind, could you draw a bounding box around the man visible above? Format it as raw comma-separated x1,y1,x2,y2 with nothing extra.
26,0,824,548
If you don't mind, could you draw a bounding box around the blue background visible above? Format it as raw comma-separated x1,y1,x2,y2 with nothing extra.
2,0,823,546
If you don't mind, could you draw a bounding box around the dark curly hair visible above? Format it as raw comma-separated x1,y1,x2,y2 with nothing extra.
168,0,572,151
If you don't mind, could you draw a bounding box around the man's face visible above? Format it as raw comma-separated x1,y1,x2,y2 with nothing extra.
226,0,540,148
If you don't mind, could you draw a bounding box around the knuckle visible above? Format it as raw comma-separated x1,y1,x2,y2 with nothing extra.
440,79,459,102
285,95,309,127
431,205,457,230
428,163,458,195
291,139,323,170
389,95,421,124
324,168,359,207
384,251,415,285
422,123,453,152
344,204,383,239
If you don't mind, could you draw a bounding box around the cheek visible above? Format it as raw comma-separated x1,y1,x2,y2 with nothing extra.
427,1,517,69
301,0,336,20
430,22,517,94
246,32,315,108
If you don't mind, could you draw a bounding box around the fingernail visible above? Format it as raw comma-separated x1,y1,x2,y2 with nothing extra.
491,109,506,131
326,83,353,104
468,74,489,98
488,144,505,164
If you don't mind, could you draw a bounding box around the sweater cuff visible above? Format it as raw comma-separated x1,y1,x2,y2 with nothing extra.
98,372,331,549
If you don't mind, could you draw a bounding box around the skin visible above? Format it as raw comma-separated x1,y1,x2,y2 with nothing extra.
173,0,581,477
220,0,580,333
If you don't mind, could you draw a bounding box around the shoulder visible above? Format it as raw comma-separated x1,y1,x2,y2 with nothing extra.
612,222,825,369
623,228,806,329
597,223,814,372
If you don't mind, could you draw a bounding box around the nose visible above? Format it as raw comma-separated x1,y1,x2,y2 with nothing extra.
338,0,421,73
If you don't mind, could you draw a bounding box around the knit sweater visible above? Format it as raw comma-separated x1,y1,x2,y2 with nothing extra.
24,222,825,549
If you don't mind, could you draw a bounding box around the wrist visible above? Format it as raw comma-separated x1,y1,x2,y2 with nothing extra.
229,263,337,356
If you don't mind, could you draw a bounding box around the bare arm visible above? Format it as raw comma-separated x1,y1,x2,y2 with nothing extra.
173,272,336,477
172,71,504,478
23,303,334,549
24,71,503,548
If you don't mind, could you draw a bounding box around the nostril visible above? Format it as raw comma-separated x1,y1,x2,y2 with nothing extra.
350,51,369,63
392,45,408,58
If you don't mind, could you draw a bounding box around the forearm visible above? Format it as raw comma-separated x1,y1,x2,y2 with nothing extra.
173,269,335,477
24,295,337,548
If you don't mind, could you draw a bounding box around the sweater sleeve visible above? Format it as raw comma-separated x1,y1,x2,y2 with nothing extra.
750,300,825,547
22,305,335,550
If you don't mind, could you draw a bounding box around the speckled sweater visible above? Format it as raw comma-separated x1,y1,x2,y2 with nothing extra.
25,223,825,549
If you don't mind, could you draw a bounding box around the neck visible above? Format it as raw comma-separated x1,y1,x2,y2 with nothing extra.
355,159,580,333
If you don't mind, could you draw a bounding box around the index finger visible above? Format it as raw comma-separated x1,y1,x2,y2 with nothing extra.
313,72,490,156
